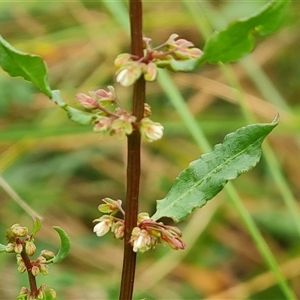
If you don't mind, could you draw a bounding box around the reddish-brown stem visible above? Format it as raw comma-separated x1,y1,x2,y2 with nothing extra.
20,248,38,294
119,1,145,299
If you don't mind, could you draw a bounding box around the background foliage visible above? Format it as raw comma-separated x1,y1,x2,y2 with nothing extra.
0,1,300,299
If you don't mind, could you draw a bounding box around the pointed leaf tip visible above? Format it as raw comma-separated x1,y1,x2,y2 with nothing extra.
51,226,70,264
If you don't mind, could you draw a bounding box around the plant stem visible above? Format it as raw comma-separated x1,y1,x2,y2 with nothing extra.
119,1,145,299
21,249,38,294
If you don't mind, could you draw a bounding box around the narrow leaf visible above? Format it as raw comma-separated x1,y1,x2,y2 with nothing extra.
152,116,279,223
51,226,70,264
0,35,51,97
198,0,290,64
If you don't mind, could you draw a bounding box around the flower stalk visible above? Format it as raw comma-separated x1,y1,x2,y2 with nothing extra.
119,0,145,299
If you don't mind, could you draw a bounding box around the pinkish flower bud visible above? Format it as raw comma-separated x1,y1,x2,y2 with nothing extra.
75,93,98,109
161,235,186,250
17,263,26,274
143,62,157,82
144,103,152,117
112,221,124,239
93,116,111,133
14,243,23,254
90,86,116,103
6,242,15,253
11,224,28,237
25,241,36,256
39,263,49,275
114,53,132,68
18,287,29,299
140,118,164,142
31,265,40,276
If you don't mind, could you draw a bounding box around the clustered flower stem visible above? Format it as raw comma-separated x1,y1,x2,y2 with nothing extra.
119,0,145,299
21,249,38,294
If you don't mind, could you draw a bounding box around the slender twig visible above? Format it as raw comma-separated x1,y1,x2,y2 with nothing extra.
20,249,38,294
119,1,145,299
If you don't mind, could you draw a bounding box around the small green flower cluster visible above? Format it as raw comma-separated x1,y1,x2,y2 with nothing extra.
1,223,57,300
93,199,185,253
115,34,203,86
76,87,163,142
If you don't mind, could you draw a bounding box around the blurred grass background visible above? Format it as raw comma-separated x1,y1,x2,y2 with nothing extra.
1,1,300,299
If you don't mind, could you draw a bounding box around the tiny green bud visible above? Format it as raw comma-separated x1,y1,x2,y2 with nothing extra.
11,224,28,237
39,263,49,275
41,249,55,260
25,241,36,256
5,242,15,253
14,243,23,254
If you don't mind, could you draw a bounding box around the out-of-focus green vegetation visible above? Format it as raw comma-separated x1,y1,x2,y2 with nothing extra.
1,1,300,299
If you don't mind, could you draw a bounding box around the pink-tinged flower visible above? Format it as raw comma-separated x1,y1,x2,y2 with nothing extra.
116,62,143,87
143,62,157,82
111,111,136,139
112,221,125,239
140,118,164,142
161,234,186,250
93,216,113,237
130,227,157,253
93,116,111,133
90,86,116,104
75,93,98,110
166,33,203,60
114,53,132,68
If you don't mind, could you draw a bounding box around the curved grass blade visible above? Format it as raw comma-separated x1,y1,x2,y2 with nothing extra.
152,116,279,223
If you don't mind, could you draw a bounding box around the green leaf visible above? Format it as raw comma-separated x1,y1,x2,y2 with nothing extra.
51,90,93,125
32,218,42,235
0,36,93,126
152,115,279,223
0,243,7,253
51,226,70,264
0,35,51,97
198,0,290,64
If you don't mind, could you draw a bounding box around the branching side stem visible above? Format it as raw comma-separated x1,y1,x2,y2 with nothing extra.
119,1,145,299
